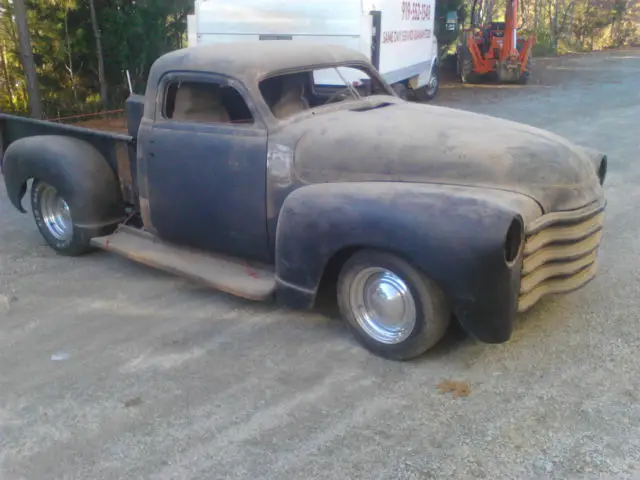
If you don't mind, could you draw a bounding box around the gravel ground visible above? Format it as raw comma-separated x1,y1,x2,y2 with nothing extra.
1,48,639,480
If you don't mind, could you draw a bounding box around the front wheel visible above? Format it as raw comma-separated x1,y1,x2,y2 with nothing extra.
337,250,451,360
31,180,92,256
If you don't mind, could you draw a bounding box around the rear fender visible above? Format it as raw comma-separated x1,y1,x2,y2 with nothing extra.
2,135,124,232
275,182,542,343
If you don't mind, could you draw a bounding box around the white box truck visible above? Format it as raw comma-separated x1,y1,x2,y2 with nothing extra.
187,0,440,101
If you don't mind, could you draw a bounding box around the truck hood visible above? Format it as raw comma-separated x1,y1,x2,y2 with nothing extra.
290,100,605,213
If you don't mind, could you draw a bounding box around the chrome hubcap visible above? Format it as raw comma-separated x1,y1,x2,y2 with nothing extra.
40,184,73,242
427,75,438,95
349,267,416,344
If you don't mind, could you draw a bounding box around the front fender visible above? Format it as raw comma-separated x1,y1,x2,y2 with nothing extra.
275,181,542,343
2,135,124,231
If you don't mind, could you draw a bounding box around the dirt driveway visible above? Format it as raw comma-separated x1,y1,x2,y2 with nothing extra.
1,49,639,480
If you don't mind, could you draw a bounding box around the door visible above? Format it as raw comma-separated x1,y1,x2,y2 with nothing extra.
140,73,271,263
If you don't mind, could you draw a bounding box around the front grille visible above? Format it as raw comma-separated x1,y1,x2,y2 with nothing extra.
518,198,606,312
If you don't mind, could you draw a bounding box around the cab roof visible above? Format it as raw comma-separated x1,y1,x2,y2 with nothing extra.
147,42,373,86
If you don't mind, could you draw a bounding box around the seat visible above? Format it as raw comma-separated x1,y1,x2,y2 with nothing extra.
172,83,231,124
271,74,311,119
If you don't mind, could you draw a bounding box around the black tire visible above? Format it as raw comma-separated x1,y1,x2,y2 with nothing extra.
517,56,533,85
391,83,409,100
459,48,481,84
31,180,93,256
412,64,439,102
337,250,451,360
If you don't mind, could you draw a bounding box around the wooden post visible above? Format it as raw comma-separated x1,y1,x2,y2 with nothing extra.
13,0,43,118
89,0,108,107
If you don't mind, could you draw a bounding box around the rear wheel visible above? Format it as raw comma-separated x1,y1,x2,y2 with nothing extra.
412,64,439,102
517,55,533,85
391,83,409,100
337,250,451,360
459,47,481,84
31,180,92,256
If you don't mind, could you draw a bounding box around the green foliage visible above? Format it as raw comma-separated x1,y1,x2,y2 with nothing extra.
0,0,191,117
2,0,639,118
532,28,557,56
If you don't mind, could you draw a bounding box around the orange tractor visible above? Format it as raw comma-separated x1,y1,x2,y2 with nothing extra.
456,0,534,84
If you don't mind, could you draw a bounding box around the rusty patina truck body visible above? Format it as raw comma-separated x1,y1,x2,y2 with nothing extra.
1,43,607,359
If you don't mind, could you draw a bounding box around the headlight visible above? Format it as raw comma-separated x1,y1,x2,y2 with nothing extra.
598,155,607,186
504,217,524,265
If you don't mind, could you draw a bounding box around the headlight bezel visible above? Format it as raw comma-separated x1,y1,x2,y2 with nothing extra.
597,155,608,186
504,216,525,266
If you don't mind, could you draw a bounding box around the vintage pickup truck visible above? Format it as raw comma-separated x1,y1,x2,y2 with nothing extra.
0,43,607,360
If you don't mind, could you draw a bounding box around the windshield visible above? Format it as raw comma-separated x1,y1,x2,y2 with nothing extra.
259,65,393,120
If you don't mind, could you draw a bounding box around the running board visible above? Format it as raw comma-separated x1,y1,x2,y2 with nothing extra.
90,226,276,301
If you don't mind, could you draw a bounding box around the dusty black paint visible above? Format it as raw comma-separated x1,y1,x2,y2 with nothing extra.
139,120,270,263
0,42,608,345
125,95,145,138
275,182,532,342
282,99,605,213
136,70,271,262
2,135,125,234
0,114,132,173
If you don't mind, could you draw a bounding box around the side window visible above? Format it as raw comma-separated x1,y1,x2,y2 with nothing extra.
164,80,254,125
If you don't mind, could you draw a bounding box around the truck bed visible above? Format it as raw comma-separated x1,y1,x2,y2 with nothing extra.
72,116,129,135
0,113,133,162
0,93,143,162
0,95,144,205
